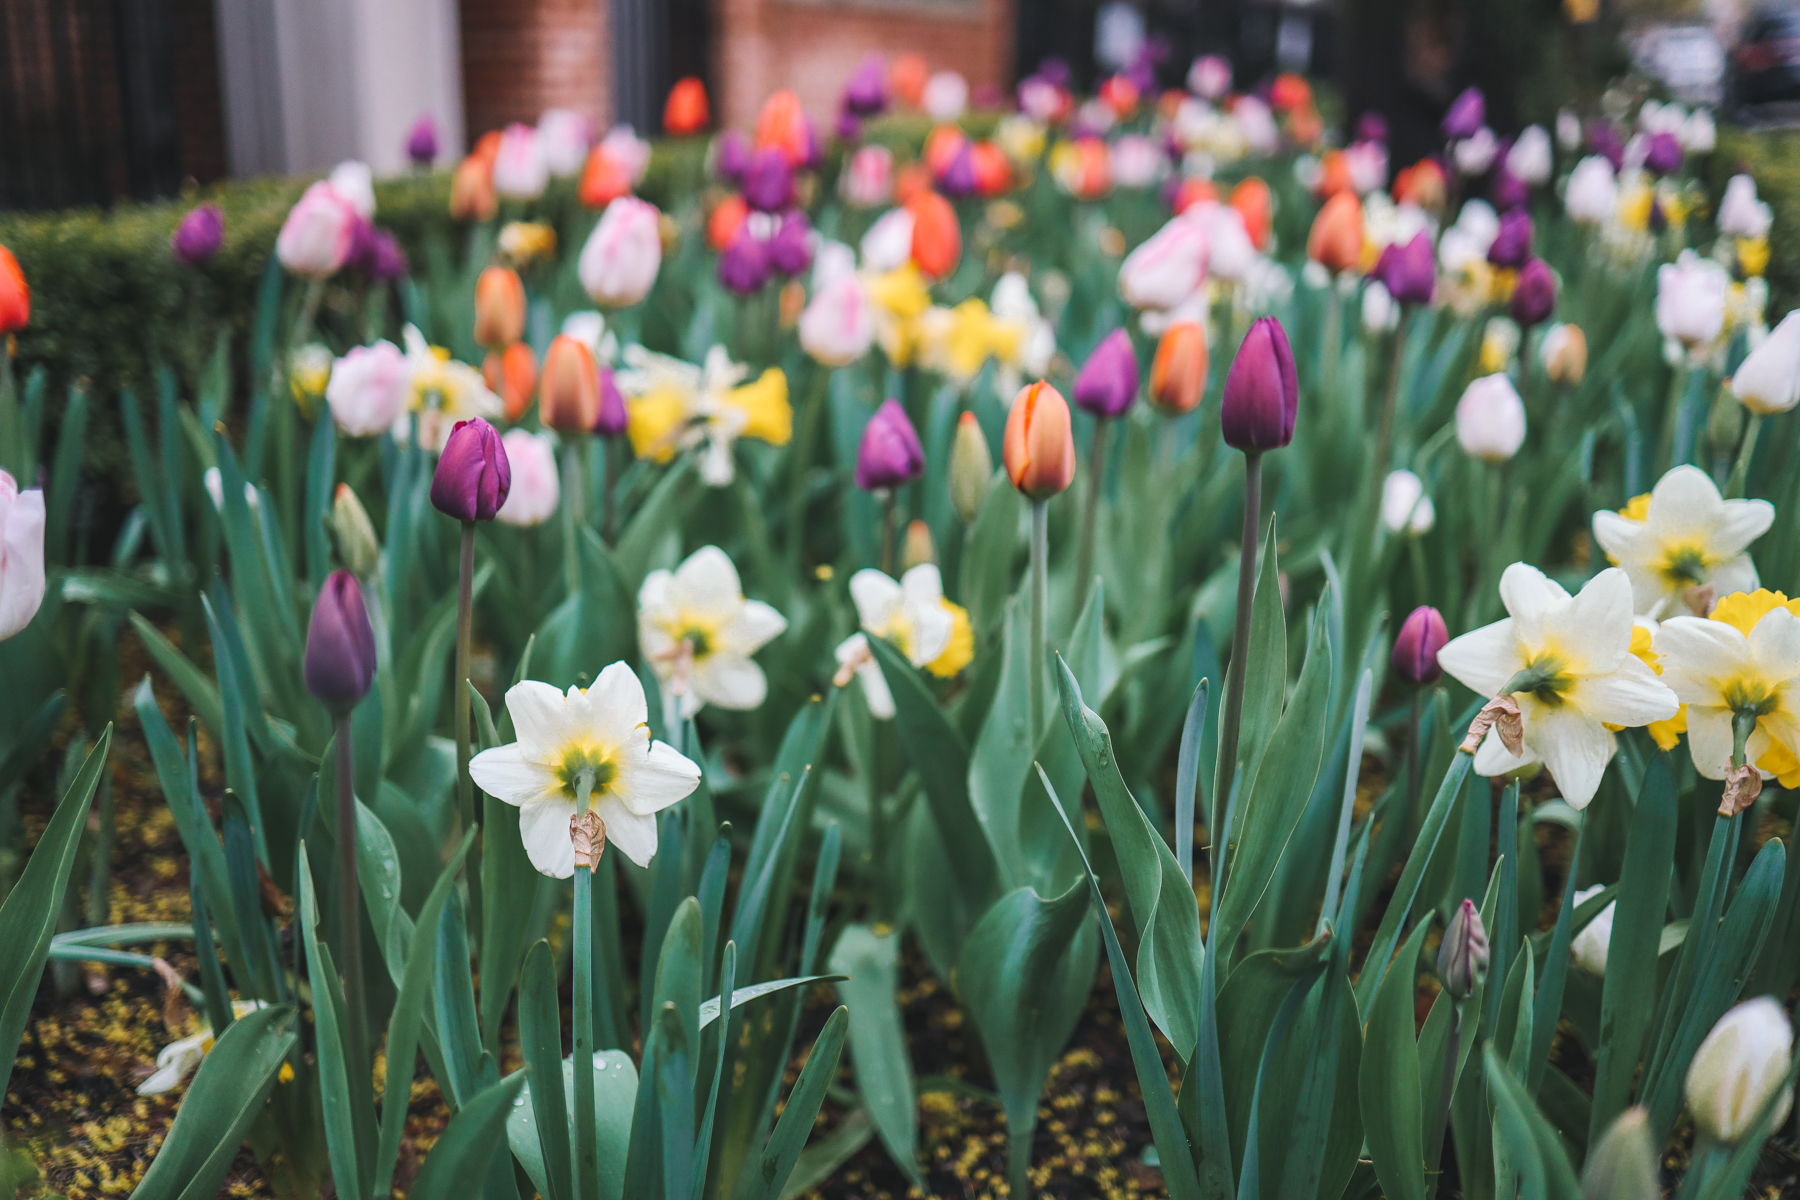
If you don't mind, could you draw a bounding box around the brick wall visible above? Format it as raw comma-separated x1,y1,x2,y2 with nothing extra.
460,0,612,141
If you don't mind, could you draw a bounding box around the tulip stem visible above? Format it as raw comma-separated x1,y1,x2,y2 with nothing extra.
1074,420,1108,616
602,437,622,542
333,713,367,1073
1375,308,1409,482
571,768,599,1200
455,521,476,839
562,442,584,599
1213,451,1263,846
1322,280,1343,406
1725,412,1762,500
1406,690,1424,827
1424,1002,1461,1200
1030,499,1049,738
787,365,831,577
880,490,898,577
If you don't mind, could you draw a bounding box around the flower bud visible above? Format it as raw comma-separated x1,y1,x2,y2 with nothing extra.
950,411,993,523
492,123,548,199
712,129,751,185
431,418,512,522
1150,320,1208,415
331,484,381,579
1542,323,1587,386
1708,379,1746,456
450,155,498,222
326,340,410,437
1644,130,1683,176
1442,87,1485,141
595,363,628,438
473,266,526,349
171,204,224,267
578,147,633,210
1119,213,1209,312
539,335,600,432
1564,156,1617,224
1220,317,1297,451
1437,898,1489,1001
304,570,377,714
406,115,439,166
484,341,538,422
841,145,894,208
1003,381,1076,500
843,54,888,116
718,230,772,296
0,247,27,334
0,472,45,640
907,191,961,280
1732,310,1800,415
742,148,795,213
856,399,925,492
1583,1109,1659,1200
902,519,936,570
1230,177,1273,250
1570,884,1615,976
1381,469,1435,535
799,270,875,367
579,197,663,308
1685,997,1793,1143
1392,605,1448,685
1307,192,1363,274
276,182,357,280
1455,374,1527,462
1375,231,1434,306
496,429,560,527
768,211,814,277
664,76,710,136
1509,257,1557,327
1073,329,1140,419
1487,209,1533,269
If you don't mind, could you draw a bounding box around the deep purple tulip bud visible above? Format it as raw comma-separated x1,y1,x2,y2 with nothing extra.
938,142,978,199
1487,209,1533,269
742,148,795,212
364,229,408,281
1645,131,1683,176
1039,57,1071,88
1392,606,1448,685
406,114,440,165
171,204,224,266
713,129,752,185
1073,329,1140,419
1509,257,1557,327
718,230,772,296
835,110,863,142
768,211,814,277
1356,112,1389,144
843,54,888,116
1648,198,1669,234
304,570,377,714
1441,87,1485,141
1221,317,1298,452
1375,231,1435,306
1492,164,1529,211
1588,121,1625,171
1438,898,1490,1001
594,363,628,437
855,399,926,491
431,418,511,522
345,215,377,271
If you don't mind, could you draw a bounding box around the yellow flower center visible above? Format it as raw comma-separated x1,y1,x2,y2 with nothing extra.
671,617,721,661
553,740,621,801
1710,589,1800,636
1515,649,1575,708
1656,542,1712,587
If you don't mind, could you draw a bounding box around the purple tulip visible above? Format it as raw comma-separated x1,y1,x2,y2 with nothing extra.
1441,87,1485,141
843,54,888,116
1221,317,1298,452
171,204,224,266
713,129,752,185
1038,57,1072,88
835,110,863,142
304,570,377,713
1492,164,1529,211
364,229,408,281
1356,112,1389,144
1392,605,1448,685
1645,131,1683,176
742,148,795,212
406,114,439,165
796,117,824,172
855,399,926,491
431,418,511,523
1588,121,1625,170
1487,209,1533,269
937,142,978,199
595,363,628,437
1509,257,1557,327
717,230,772,295
767,211,813,277
1375,232,1435,307
1073,329,1140,419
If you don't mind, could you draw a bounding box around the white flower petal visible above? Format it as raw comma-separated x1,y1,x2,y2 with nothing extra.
469,743,562,809
587,661,651,746
1437,619,1521,697
615,739,701,816
1684,706,1735,779
1653,617,1750,704
857,659,896,719
1644,464,1728,542
1499,563,1570,648
1710,499,1776,560
637,569,674,618
717,599,787,655
1555,568,1635,673
1571,656,1679,727
1474,725,1538,776
693,652,769,712
1747,607,1800,683
671,546,744,621
518,798,579,877
1527,707,1615,809
1709,554,1761,599
503,681,574,758
597,803,660,866
850,569,904,630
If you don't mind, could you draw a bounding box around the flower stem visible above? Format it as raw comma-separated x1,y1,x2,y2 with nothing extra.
1725,412,1762,500
1029,498,1049,737
1074,419,1109,616
571,768,599,1200
1374,308,1409,482
1424,1003,1461,1200
333,713,367,1070
455,522,476,838
1322,280,1343,406
880,490,898,577
1406,690,1424,825
1656,362,1689,473
1213,451,1263,838
787,364,832,576
602,436,623,543
562,441,584,598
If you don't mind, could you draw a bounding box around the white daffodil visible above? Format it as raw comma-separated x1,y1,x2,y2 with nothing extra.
616,345,791,487
1437,564,1679,808
140,1001,284,1095
469,664,702,877
1592,465,1774,618
1570,883,1615,976
394,325,502,453
638,546,787,720
832,564,973,718
1652,590,1800,786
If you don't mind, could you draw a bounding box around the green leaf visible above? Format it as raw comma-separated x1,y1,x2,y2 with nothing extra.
129,613,224,741
517,940,574,1200
967,599,1034,875
479,782,539,1053
127,1005,297,1200
961,469,1023,636
737,1006,851,1200
297,843,370,1200
617,457,698,582
1527,819,1584,1094
776,1108,875,1200
1231,518,1286,798
697,975,844,1029
828,926,921,1185
1361,918,1433,1200
408,1071,531,1200
657,1003,697,1200
1484,1046,1581,1200
506,1047,638,1200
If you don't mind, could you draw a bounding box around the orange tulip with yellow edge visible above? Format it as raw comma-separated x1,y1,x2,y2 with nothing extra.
1003,381,1075,499
1308,191,1363,273
1150,321,1208,414
473,266,526,349
539,335,600,432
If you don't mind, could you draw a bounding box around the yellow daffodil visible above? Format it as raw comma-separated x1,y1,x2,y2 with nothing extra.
617,345,792,486
1738,237,1770,278
1593,465,1774,618
637,546,787,720
867,265,933,366
1629,622,1689,750
1653,590,1800,787
397,325,503,453
498,220,558,265
833,564,973,718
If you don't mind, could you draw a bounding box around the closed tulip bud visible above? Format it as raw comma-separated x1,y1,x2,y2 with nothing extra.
1564,156,1617,224
473,266,526,349
276,181,357,279
891,53,930,108
304,570,377,714
707,194,749,253
718,230,772,296
578,147,633,210
539,336,600,432
1437,898,1489,1000
1442,87,1485,140
1685,998,1793,1143
856,399,925,491
1375,231,1435,306
799,271,875,367
950,412,993,522
712,130,752,185
579,197,663,308
1541,323,1588,386
484,341,538,422
843,54,888,117
493,123,548,199
363,230,407,282
537,109,595,178
331,484,381,579
1569,884,1615,976
1644,131,1683,176
1150,320,1208,414
1074,329,1140,419
742,148,795,213
1582,1109,1659,1200
431,418,512,522
1392,606,1448,684
171,204,224,266
768,211,813,277
1119,213,1209,312
1656,251,1728,349
1229,177,1273,250
971,142,1013,197
1456,374,1527,462
1221,317,1297,451
926,71,971,123
1381,469,1436,535
840,145,894,207
907,191,961,280
1732,310,1800,415
0,247,28,334
450,155,498,221
755,89,819,169
1004,381,1076,499
587,365,624,439
664,76,710,136
325,340,410,437
406,114,439,165
1487,209,1533,268
1509,258,1557,327
903,520,937,570
496,429,561,527
1307,192,1363,274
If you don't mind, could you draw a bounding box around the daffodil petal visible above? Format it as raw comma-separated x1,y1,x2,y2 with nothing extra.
1557,568,1635,672
1437,618,1521,698
718,600,788,655
469,743,563,809
1499,562,1571,648
1571,655,1680,726
1528,709,1615,809
1746,607,1800,681
850,569,904,630
617,738,704,816
1652,617,1751,704
857,659,896,719
518,798,579,878
692,652,768,712
1473,725,1538,776
1683,705,1736,779
597,803,659,866
588,661,651,745
670,546,745,621
1710,554,1762,599
504,680,575,758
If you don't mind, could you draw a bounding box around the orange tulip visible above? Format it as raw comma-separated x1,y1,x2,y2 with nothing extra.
1393,159,1447,212
754,90,811,166
485,342,539,422
1288,104,1324,149
1099,74,1139,119
1270,73,1313,114
1003,381,1075,499
1229,177,1272,250
1150,320,1208,414
664,76,710,136
579,146,633,209
539,335,600,432
907,191,961,280
470,130,503,167
0,246,28,334
1315,149,1353,198
970,142,1013,197
924,125,967,177
473,266,526,349
890,54,930,108
894,161,933,206
1156,88,1187,123
1172,177,1218,216
707,194,749,252
450,155,497,222
1307,191,1363,274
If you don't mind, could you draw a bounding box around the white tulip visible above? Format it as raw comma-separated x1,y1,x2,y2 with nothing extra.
1564,156,1618,224
1656,250,1728,349
1733,310,1800,415
1118,211,1209,312
1569,884,1615,975
638,546,787,719
799,270,876,367
1685,998,1793,1143
924,72,969,123
860,208,916,274
1719,175,1773,240
579,197,662,308
1454,199,1501,252
1381,469,1435,535
0,471,46,640
1507,126,1553,186
1197,203,1257,282
326,340,411,437
1681,108,1716,153
600,124,652,183
492,123,548,200
1112,135,1167,189
1362,280,1399,334
1453,127,1498,176
1557,109,1583,150
537,108,595,177
495,430,560,526
327,160,375,219
1456,374,1527,462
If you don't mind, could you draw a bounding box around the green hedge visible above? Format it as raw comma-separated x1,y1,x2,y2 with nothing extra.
1713,126,1800,316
